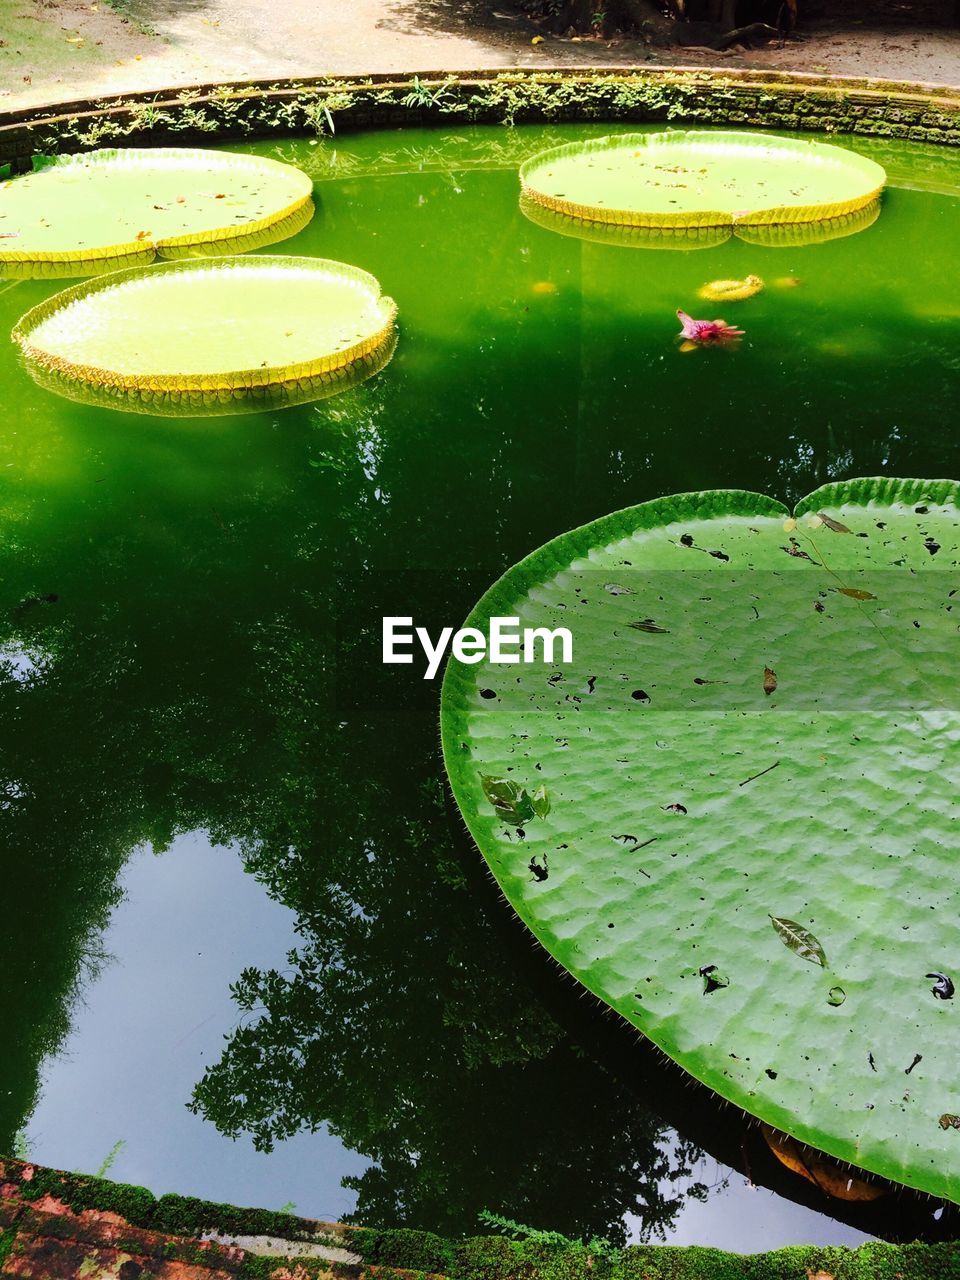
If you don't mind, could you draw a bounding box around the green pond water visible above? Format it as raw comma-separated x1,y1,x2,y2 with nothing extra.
2,123,959,1250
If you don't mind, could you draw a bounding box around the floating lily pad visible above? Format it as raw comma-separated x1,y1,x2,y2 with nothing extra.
441,478,960,1202
519,131,886,229
0,148,314,279
12,256,398,416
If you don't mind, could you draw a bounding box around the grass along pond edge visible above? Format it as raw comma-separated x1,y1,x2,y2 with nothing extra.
2,68,960,172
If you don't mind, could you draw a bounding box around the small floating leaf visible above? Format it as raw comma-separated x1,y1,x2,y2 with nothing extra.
940,1115,960,1131
763,666,778,696
604,583,634,595
530,784,551,819
827,986,846,1007
770,915,827,967
480,775,535,827
628,619,669,634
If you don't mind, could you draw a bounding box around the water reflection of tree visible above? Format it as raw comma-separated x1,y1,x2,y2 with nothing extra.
0,367,705,1243
188,714,707,1240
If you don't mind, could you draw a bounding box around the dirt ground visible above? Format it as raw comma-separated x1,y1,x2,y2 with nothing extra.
1,0,959,112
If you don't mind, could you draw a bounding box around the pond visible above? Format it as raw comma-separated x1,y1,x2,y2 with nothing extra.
2,122,959,1252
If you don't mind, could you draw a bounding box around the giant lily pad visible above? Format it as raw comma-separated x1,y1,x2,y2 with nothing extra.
12,255,398,416
0,148,314,279
441,478,960,1202
519,131,886,229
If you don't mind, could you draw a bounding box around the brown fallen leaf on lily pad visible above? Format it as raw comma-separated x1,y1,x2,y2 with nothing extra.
763,666,777,696
837,587,877,601
770,915,826,966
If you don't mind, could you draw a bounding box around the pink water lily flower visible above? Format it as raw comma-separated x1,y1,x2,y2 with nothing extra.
676,309,744,351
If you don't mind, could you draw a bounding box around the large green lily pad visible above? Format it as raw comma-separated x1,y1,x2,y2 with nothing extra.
12,255,398,416
0,148,314,279
441,478,960,1202
519,131,886,229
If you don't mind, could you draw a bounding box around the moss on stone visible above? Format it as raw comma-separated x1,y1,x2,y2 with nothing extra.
1,69,959,171
353,1228,960,1280
15,1162,157,1224
357,1227,454,1274
150,1191,317,1242
2,1158,960,1279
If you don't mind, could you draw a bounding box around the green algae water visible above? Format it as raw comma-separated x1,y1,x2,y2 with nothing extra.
2,124,959,1249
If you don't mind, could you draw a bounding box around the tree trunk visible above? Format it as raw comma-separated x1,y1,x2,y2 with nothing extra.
547,0,595,33
707,0,738,26
548,0,673,36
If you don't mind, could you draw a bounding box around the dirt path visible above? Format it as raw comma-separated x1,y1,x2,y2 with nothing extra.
1,0,959,114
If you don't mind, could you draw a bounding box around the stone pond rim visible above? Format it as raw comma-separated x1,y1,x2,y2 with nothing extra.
1,1156,959,1277
2,67,960,170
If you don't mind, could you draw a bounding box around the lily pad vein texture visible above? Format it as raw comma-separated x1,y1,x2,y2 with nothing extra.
0,148,315,278
519,131,887,229
441,478,960,1202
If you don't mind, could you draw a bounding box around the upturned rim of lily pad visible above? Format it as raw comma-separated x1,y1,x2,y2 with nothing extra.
520,192,882,249
12,255,399,405
519,130,887,229
0,148,315,277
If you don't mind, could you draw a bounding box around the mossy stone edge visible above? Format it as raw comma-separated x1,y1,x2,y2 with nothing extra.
1,1158,959,1278
3,69,960,172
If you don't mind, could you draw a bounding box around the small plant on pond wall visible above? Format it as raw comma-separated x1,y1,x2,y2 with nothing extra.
94,1139,126,1180
477,1210,623,1264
